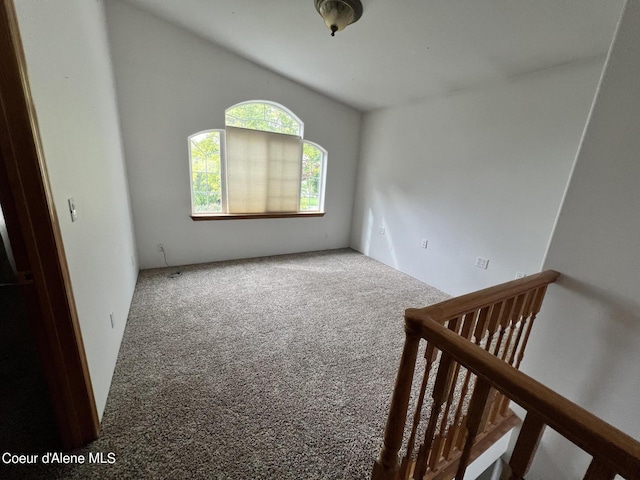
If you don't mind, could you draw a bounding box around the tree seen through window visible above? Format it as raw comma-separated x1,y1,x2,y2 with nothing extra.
190,130,223,213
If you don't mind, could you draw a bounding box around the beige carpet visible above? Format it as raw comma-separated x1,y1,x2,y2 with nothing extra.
8,248,448,480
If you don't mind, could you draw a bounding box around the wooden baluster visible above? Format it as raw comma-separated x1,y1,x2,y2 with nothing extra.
483,389,500,433
461,310,480,342
443,310,480,460
484,301,504,353
436,313,478,466
583,458,617,480
458,305,490,446
442,369,468,461
372,327,421,480
428,432,447,472
508,412,545,480
413,352,457,480
506,291,534,367
492,297,516,357
455,414,468,451
497,292,533,417
476,303,502,435
473,305,491,346
447,306,490,448
488,297,516,425
428,317,464,472
501,293,528,364
514,286,547,370
398,343,439,480
499,295,520,357
445,315,463,337
454,377,493,480
498,390,513,418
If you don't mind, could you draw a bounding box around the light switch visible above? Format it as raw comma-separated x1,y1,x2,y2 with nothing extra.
68,197,78,222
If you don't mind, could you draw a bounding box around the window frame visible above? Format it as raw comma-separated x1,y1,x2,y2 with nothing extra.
189,101,326,220
188,129,227,215
300,140,327,213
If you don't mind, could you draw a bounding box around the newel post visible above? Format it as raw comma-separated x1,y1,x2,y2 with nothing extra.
372,324,421,480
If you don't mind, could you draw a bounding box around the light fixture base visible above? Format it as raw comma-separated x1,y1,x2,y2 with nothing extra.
315,0,363,36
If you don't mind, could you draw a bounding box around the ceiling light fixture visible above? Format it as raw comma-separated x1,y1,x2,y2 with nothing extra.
315,0,363,37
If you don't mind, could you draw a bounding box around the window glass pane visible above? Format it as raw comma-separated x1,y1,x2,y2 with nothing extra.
207,173,221,210
300,142,323,211
190,131,222,213
206,157,220,174
225,102,301,136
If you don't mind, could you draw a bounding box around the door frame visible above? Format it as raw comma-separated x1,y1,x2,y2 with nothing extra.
0,0,99,449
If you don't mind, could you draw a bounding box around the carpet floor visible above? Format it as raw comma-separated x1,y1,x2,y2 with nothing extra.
6,248,448,479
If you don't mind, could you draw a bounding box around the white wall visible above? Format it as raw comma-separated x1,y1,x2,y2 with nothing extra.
351,59,604,296
523,1,640,477
104,0,362,269
16,0,139,419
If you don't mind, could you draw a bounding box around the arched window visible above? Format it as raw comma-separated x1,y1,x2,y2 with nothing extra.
225,101,303,136
189,101,326,217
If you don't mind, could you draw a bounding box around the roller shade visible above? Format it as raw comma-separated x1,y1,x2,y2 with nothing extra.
226,126,302,213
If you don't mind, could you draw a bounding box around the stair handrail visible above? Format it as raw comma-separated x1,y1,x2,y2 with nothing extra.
372,271,640,480
372,270,561,480
405,269,560,325
405,311,640,479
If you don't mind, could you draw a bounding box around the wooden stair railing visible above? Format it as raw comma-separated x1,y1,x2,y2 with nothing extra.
377,306,640,480
372,270,561,480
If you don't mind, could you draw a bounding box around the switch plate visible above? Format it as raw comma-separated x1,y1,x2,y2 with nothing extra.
421,239,428,249
475,256,489,269
68,197,78,222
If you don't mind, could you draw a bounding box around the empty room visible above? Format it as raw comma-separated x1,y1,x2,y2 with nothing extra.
1,0,639,479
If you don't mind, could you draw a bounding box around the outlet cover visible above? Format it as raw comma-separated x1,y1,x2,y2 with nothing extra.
475,256,489,269
421,239,428,249
378,226,386,235
67,197,78,222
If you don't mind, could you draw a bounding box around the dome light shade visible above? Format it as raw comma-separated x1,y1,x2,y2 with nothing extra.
315,0,363,36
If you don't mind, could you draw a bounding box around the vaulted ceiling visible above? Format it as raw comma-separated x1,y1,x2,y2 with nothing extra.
120,0,626,112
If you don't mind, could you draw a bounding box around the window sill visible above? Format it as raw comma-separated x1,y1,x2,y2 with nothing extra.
191,212,325,221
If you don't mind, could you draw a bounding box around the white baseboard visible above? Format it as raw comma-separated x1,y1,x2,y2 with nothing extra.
464,428,514,480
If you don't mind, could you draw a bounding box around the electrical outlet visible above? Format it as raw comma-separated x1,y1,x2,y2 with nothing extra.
475,256,489,269
109,312,115,329
515,271,526,279
420,239,428,249
157,243,164,252
378,226,386,235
